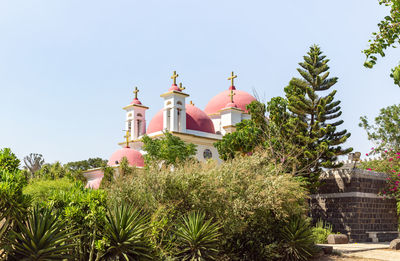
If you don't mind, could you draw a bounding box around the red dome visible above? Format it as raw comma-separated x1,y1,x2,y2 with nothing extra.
108,148,144,167
204,88,256,114
147,104,215,134
169,84,181,92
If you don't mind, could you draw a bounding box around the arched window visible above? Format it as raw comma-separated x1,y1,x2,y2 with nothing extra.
137,113,143,117
177,101,182,105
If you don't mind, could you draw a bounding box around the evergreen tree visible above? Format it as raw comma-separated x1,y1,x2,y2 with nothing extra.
285,45,352,190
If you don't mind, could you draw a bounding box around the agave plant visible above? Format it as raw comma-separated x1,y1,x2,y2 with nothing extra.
279,215,317,261
174,211,221,261
101,203,153,260
7,206,77,260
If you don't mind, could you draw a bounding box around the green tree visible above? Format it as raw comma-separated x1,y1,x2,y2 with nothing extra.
214,101,266,160
142,131,197,165
0,148,20,173
285,45,352,190
359,104,400,153
363,0,400,87
65,157,107,171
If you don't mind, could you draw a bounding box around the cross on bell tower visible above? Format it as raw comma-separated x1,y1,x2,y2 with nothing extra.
228,89,236,103
133,86,139,99
171,71,179,85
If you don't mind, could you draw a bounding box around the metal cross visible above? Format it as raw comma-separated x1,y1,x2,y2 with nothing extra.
171,71,179,85
179,82,186,91
124,130,130,148
133,86,139,99
227,71,237,86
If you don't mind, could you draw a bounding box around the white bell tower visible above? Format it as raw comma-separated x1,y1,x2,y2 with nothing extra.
160,71,189,133
123,86,149,141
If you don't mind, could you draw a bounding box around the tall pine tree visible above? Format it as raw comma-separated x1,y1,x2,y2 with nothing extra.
285,45,352,191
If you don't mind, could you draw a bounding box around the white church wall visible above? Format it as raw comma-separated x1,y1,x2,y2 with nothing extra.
194,144,221,163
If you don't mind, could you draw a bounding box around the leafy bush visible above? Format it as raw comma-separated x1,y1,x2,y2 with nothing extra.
174,211,221,261
23,177,75,204
47,183,108,260
279,216,317,261
312,219,333,244
106,151,308,260
0,148,20,172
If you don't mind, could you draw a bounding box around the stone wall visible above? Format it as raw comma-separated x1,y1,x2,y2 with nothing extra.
310,167,398,242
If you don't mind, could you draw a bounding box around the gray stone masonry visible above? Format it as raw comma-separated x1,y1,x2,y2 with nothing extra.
310,166,398,242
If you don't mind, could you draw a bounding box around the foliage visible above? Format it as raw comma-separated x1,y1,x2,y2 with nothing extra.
363,0,400,87
174,211,221,261
0,148,20,173
23,177,75,204
285,45,352,191
106,151,308,260
34,161,67,180
359,104,400,153
214,101,266,160
0,169,31,259
142,131,197,165
312,219,334,244
65,157,107,172
7,206,77,261
48,183,108,260
279,216,317,261
23,153,45,178
101,203,153,260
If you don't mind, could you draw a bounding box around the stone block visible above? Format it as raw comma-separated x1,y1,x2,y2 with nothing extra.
327,234,349,244
390,239,400,250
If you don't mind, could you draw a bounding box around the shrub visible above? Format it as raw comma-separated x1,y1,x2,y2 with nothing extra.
100,203,153,260
7,206,77,260
174,211,221,261
279,216,317,261
312,219,334,244
0,148,20,173
23,177,75,204
106,151,308,260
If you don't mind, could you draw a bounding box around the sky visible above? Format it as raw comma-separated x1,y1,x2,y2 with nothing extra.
0,0,399,164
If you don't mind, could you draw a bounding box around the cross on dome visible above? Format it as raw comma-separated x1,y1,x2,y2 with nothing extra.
179,82,186,91
228,71,237,88
171,71,179,85
124,130,130,148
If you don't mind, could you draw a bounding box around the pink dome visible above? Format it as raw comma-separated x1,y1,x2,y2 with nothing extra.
204,87,256,114
108,147,144,167
147,104,215,134
169,84,181,92
130,98,142,105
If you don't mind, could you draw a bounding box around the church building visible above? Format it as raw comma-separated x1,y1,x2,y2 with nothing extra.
84,71,256,188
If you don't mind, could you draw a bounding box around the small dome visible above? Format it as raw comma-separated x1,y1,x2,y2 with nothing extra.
130,98,142,105
108,147,144,167
169,84,181,92
147,104,215,134
204,87,256,114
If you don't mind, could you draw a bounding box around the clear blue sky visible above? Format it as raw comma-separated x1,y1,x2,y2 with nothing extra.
1,0,399,164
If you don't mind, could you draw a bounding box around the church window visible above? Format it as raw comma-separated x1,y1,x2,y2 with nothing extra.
127,120,132,132
216,131,221,135
137,119,142,136
166,109,171,130
203,149,212,159
137,113,143,117
177,108,181,131
177,101,182,106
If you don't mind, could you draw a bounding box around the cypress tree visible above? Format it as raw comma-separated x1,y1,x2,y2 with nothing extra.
285,45,352,190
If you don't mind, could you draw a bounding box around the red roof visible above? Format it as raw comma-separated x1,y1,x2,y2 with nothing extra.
204,87,256,114
147,104,215,134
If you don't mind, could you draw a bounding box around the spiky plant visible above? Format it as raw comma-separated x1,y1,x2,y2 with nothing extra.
101,203,153,260
279,216,317,261
175,211,221,261
7,206,77,260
